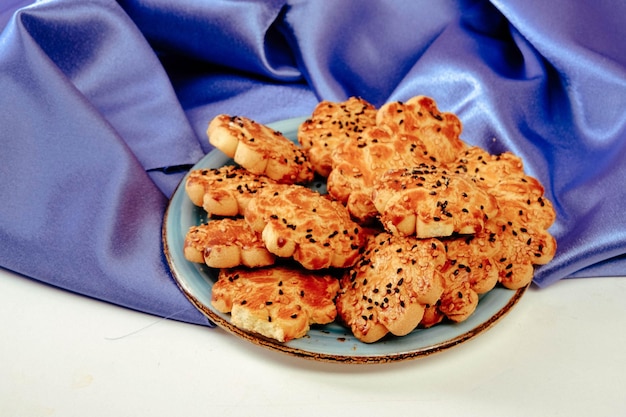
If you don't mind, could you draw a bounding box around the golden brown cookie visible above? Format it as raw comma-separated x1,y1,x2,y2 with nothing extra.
207,114,314,184
185,165,279,217
326,126,395,222
452,144,557,289
454,146,556,229
487,206,557,289
297,97,377,177
184,218,275,269
419,303,446,328
335,232,446,343
452,146,525,187
372,164,499,238
211,266,340,342
489,175,556,231
244,184,365,270
375,95,467,164
435,231,501,323
327,96,468,223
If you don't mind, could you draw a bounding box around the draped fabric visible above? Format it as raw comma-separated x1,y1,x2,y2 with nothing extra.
1,0,625,325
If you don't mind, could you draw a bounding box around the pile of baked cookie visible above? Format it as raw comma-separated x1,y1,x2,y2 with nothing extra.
182,96,557,343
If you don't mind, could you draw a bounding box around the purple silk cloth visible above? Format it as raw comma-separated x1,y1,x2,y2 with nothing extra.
1,0,625,326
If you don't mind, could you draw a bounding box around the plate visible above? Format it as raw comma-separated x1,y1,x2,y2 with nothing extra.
162,116,528,364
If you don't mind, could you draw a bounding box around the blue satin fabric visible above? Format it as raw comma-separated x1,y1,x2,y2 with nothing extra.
1,0,625,325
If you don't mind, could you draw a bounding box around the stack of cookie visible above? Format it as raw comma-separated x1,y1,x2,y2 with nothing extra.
182,96,557,343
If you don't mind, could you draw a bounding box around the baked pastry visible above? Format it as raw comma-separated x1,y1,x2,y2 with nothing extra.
244,184,365,270
434,230,501,324
185,165,278,217
453,146,525,187
455,146,556,288
487,204,557,289
327,95,467,222
372,164,499,238
184,218,275,269
326,126,393,223
335,232,446,343
375,96,467,164
454,146,556,229
211,266,340,342
207,114,314,184
297,97,377,177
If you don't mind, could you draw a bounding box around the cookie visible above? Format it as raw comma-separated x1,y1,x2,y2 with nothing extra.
489,176,556,231
375,95,467,164
326,126,395,222
185,165,279,217
372,164,499,238
453,146,525,188
244,184,365,270
487,206,557,289
451,145,557,289
297,97,377,177
327,95,467,222
184,218,275,269
435,231,501,323
454,146,556,229
335,232,446,343
211,266,340,342
207,114,314,184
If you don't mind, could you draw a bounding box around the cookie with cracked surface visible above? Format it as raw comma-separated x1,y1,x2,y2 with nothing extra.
297,97,377,177
207,114,314,184
327,95,467,223
433,231,502,324
244,184,365,270
326,126,395,223
453,145,557,289
452,146,525,188
335,232,446,343
486,205,557,290
185,165,279,217
372,164,499,238
375,95,467,164
184,218,275,269
453,146,556,229
211,266,340,343
489,175,556,231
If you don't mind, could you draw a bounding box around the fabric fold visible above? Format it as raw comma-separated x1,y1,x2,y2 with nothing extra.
488,0,626,284
117,0,299,81
11,1,205,181
0,0,207,324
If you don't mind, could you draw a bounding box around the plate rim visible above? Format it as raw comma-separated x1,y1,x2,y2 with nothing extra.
162,115,528,364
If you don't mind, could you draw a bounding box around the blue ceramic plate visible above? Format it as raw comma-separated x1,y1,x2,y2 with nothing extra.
162,116,528,364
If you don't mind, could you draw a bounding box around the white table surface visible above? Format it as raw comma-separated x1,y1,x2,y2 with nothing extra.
1,267,625,417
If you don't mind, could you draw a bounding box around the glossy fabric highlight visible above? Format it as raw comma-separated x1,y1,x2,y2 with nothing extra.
1,0,625,325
